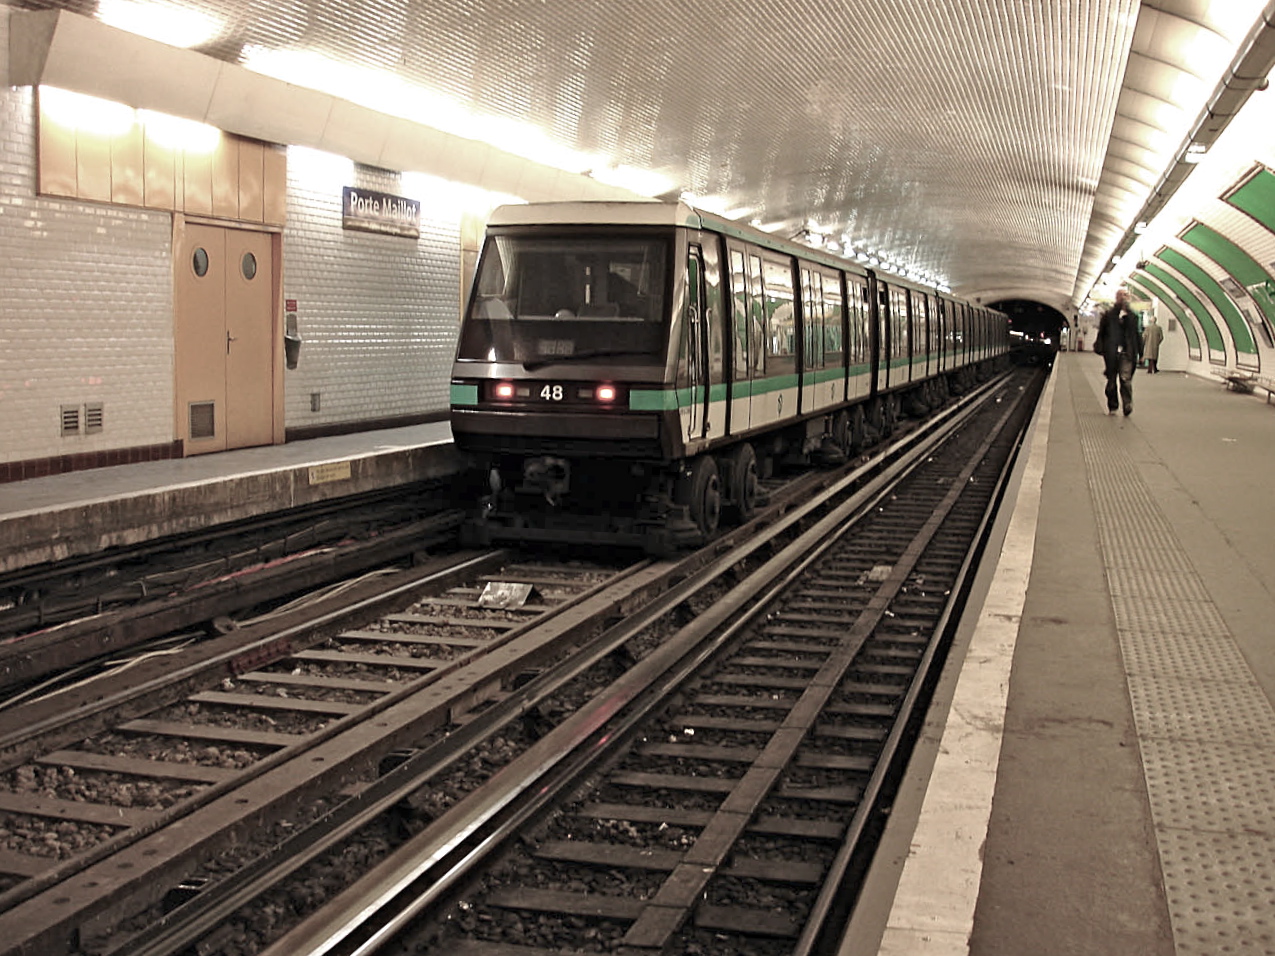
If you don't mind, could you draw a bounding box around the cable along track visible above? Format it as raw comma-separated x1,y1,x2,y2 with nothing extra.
256,370,1041,956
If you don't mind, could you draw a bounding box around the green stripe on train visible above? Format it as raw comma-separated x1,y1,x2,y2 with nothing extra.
450,383,479,405
630,374,804,410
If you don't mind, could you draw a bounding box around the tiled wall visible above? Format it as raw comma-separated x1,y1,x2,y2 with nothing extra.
1,9,466,475
281,152,463,431
0,12,176,471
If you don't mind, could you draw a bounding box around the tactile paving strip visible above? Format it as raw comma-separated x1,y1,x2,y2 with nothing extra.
1078,405,1275,955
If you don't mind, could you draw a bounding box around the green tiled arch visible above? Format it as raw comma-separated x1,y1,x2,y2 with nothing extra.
1128,274,1201,357
1225,166,1275,229
1156,247,1257,356
1180,222,1275,337
1142,260,1225,356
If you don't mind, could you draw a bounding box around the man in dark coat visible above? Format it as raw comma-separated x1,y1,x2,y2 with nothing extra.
1095,289,1143,415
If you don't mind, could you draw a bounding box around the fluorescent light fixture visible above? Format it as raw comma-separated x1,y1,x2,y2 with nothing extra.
287,145,356,188
140,110,220,152
589,164,672,197
40,86,135,136
97,0,223,48
689,195,733,216
401,171,524,217
242,46,600,178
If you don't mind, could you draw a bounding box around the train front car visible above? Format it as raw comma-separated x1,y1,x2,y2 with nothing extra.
450,202,706,552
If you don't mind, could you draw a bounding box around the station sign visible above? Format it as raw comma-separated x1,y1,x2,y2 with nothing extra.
341,186,420,239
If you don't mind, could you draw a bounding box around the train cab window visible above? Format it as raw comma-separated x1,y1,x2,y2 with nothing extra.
458,233,671,365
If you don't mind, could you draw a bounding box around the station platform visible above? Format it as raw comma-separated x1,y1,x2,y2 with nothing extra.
853,352,1275,956
0,421,466,574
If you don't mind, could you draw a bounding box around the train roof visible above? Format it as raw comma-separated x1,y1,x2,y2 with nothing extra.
484,201,1002,312
486,201,699,229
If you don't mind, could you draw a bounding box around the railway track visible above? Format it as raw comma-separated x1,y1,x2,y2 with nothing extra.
0,482,466,697
0,366,1042,956
257,369,1040,956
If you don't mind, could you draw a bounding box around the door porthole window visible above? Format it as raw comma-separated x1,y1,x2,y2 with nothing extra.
241,252,258,281
192,247,209,277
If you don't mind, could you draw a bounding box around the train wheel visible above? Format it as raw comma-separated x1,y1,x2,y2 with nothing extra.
722,443,758,522
831,411,850,455
675,456,722,538
866,397,885,439
848,405,867,453
883,394,900,435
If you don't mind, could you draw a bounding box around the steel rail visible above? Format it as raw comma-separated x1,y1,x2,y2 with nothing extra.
109,377,1002,956
253,379,1016,956
792,376,1034,956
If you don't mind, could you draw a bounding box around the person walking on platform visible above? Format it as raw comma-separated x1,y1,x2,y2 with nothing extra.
1094,288,1143,415
1142,315,1164,373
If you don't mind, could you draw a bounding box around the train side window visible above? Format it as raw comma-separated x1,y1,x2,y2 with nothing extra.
848,277,868,365
801,268,822,370
824,272,844,367
700,240,725,386
762,257,795,368
748,253,766,375
730,248,749,378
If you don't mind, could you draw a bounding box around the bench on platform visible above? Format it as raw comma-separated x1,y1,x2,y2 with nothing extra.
1212,368,1275,403
1255,376,1275,404
1212,368,1257,393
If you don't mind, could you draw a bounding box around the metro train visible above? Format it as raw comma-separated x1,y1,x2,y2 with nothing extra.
449,201,1010,551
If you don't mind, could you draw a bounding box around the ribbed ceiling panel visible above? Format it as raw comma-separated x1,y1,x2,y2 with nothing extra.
13,0,1270,310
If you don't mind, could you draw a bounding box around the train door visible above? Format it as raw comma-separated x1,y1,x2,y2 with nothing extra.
757,255,796,429
175,222,277,455
889,286,909,387
907,291,920,382
936,296,947,373
847,275,870,401
727,246,753,435
923,293,934,377
680,246,709,444
700,239,727,442
868,273,884,393
800,266,839,414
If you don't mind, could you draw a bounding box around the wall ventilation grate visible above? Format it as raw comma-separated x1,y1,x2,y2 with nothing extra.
189,401,216,440
84,402,104,434
60,404,80,437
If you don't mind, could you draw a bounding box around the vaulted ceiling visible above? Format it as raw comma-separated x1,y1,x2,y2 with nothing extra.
9,0,1275,315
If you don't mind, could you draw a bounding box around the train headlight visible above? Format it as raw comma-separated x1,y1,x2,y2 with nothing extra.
596,384,617,402
494,382,515,400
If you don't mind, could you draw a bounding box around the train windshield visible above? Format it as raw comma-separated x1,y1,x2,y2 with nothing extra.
458,232,671,366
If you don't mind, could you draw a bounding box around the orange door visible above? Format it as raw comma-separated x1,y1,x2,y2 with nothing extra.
174,222,275,454
225,229,274,448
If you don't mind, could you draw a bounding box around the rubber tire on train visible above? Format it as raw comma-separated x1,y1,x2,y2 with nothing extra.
720,442,759,522
675,455,722,539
